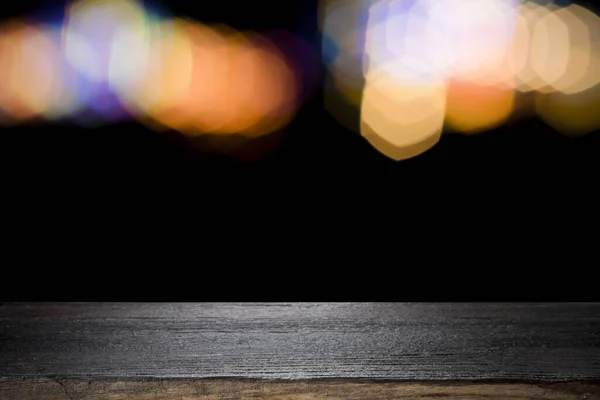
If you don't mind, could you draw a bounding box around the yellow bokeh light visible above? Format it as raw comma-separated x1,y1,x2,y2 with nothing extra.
531,10,571,93
121,18,298,138
122,19,193,120
546,6,592,94
555,4,600,95
512,1,554,92
360,67,446,161
536,83,600,136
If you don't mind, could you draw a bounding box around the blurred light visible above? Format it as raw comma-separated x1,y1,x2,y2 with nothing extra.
360,67,446,160
552,4,600,94
38,24,89,121
320,0,371,113
228,33,299,137
64,0,149,85
320,0,369,66
62,0,150,122
427,0,520,85
11,26,60,118
530,2,600,136
536,83,600,136
123,19,298,138
1,0,599,158
330,54,364,106
531,8,571,93
513,2,555,92
152,20,225,133
365,0,520,85
545,5,592,94
445,79,515,134
181,25,298,137
0,20,96,125
365,0,442,85
0,21,78,123
0,21,40,122
120,18,191,120
108,15,152,94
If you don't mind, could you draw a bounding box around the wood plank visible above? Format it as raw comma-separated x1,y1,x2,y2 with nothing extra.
1,303,599,380
1,379,600,400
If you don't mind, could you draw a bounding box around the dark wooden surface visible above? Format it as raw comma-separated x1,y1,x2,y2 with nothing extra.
0,303,599,381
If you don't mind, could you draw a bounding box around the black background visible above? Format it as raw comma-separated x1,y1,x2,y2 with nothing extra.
1,0,599,260
2,0,599,185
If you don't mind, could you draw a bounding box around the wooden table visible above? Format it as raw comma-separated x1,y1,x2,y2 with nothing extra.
1,303,598,399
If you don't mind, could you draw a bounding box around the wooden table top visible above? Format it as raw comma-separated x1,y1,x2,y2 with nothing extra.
1,302,599,381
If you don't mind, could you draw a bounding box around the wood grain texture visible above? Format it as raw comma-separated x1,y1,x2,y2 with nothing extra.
1,303,599,381
1,379,600,400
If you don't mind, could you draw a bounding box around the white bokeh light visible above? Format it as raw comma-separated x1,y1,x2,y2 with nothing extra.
64,0,150,87
365,0,521,84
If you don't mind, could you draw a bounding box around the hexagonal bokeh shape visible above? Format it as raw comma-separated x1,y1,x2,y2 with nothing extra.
360,67,446,160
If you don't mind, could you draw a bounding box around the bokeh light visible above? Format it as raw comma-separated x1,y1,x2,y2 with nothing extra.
445,79,516,134
2,0,600,162
320,0,372,131
0,21,49,122
361,66,446,160
64,0,149,84
536,83,600,136
0,0,310,148
321,0,600,160
122,18,299,138
60,0,153,123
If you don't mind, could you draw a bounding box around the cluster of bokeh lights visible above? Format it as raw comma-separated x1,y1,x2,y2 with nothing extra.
2,0,600,161
322,0,600,160
0,0,302,141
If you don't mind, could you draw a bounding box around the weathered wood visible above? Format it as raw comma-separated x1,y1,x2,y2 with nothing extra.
1,379,600,400
1,303,599,381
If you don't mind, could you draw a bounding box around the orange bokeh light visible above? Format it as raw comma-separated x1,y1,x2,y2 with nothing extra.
124,19,298,138
445,79,515,134
0,21,59,122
